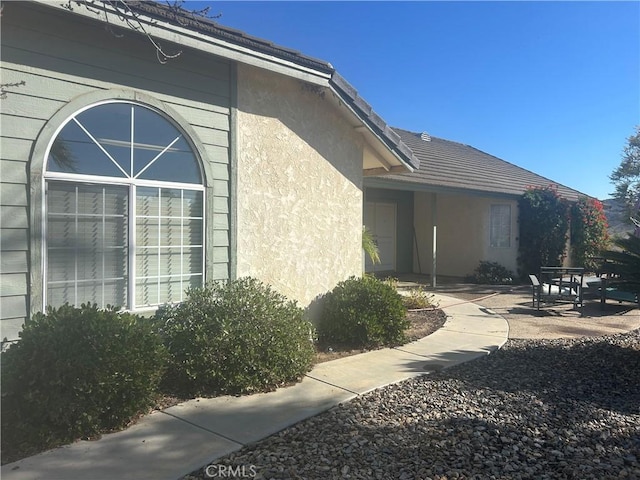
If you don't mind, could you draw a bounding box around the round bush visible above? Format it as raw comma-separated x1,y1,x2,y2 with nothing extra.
318,275,409,348
1,304,166,461
156,277,316,397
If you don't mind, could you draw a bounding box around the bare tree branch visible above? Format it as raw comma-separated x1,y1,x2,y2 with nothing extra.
64,0,192,63
0,80,26,100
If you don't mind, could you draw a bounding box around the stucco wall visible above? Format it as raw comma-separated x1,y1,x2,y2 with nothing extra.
413,192,519,278
236,64,363,306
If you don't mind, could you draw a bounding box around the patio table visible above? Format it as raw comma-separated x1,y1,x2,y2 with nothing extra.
530,267,584,310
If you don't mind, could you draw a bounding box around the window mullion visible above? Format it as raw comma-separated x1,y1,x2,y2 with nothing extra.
157,188,162,306
74,185,79,306
102,187,106,308
129,184,136,310
180,190,184,302
130,105,135,178
73,118,130,178
133,135,182,179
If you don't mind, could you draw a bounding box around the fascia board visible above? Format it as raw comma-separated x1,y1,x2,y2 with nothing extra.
363,177,521,200
329,84,415,173
31,0,332,86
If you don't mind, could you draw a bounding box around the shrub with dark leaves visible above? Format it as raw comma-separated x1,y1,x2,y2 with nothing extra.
317,275,409,349
156,277,315,397
1,304,166,462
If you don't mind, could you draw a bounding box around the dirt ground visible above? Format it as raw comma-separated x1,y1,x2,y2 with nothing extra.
314,309,447,363
432,283,640,339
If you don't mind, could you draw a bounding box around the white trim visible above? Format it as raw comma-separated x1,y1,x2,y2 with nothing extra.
73,185,79,305
180,189,184,301
490,204,512,249
129,105,135,177
43,100,205,184
129,184,136,309
101,187,106,305
41,178,48,311
42,101,206,311
45,172,204,191
72,117,130,178
135,178,205,190
133,135,182,179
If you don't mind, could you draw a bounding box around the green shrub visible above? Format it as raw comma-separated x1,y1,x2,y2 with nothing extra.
470,261,514,285
518,186,570,277
402,287,439,309
382,276,399,290
156,277,315,397
1,304,166,462
571,197,610,271
317,275,409,349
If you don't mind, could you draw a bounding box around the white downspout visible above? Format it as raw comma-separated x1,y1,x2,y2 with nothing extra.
432,193,437,288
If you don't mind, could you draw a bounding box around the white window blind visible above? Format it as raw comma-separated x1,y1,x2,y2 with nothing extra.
135,187,203,307
490,204,511,248
44,101,205,311
47,182,128,308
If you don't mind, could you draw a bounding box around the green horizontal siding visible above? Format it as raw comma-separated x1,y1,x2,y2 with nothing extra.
0,2,233,336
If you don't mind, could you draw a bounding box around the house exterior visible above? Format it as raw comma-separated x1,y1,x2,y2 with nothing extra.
0,0,418,343
364,129,586,282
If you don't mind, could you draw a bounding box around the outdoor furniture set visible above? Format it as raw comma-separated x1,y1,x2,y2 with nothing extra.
529,265,639,311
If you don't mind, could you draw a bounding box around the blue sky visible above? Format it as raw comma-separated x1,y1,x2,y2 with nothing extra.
191,1,639,200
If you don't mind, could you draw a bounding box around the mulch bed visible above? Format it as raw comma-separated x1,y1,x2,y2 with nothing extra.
314,308,447,363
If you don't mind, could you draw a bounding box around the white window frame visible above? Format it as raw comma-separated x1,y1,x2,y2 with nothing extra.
42,101,206,312
490,204,511,248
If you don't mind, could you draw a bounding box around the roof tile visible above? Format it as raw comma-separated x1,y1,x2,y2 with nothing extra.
386,129,587,201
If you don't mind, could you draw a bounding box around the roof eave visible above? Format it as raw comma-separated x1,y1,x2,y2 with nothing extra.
32,0,333,86
31,0,419,173
330,73,419,173
364,177,523,199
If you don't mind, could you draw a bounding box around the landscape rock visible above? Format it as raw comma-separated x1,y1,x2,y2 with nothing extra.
182,329,640,479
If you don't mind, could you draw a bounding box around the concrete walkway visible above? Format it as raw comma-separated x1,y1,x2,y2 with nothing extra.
1,294,509,480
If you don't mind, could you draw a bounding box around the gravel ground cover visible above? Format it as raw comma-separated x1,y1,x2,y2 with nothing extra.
183,329,640,480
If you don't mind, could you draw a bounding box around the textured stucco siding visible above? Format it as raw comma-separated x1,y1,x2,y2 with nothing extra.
413,192,518,278
236,64,363,306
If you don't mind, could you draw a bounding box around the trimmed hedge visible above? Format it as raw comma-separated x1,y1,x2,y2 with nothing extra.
1,304,166,462
156,277,316,397
317,275,409,348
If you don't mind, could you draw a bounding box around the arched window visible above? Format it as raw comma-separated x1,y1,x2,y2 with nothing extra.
44,102,204,310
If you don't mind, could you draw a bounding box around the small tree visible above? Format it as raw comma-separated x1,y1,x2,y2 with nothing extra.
518,186,570,276
571,197,609,271
610,126,640,231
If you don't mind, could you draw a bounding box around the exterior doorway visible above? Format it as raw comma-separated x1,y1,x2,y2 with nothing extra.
364,202,397,272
